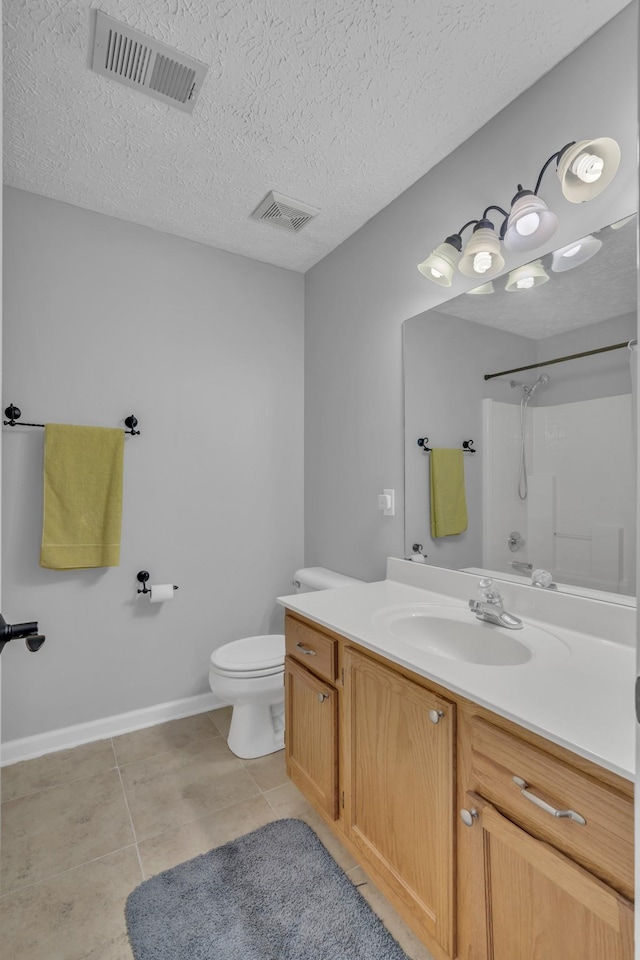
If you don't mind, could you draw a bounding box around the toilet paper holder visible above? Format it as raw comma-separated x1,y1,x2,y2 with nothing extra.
136,571,179,595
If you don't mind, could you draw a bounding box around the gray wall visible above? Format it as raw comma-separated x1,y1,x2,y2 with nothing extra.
304,4,638,582
2,188,304,742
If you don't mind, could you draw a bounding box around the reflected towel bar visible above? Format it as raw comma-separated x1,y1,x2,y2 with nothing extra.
3,405,141,435
418,438,476,453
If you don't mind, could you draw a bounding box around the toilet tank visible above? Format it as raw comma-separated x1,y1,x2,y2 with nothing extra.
293,566,362,593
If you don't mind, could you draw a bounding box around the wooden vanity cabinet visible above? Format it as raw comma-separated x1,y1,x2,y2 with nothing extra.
342,646,456,956
283,612,635,960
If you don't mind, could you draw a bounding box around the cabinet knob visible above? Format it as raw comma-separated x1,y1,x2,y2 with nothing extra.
428,708,445,724
318,692,329,703
460,808,478,827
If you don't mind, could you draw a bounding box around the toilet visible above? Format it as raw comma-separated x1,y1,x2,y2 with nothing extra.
209,567,362,759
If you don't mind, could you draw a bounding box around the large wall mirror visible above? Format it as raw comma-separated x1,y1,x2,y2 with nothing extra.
403,212,637,603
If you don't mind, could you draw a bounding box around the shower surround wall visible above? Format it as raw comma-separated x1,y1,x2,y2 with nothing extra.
483,394,636,593
2,187,304,748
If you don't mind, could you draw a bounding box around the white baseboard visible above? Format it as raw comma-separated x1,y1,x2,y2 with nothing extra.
0,691,228,767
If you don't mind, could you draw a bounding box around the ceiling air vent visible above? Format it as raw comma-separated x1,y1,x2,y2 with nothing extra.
91,11,208,114
251,192,320,233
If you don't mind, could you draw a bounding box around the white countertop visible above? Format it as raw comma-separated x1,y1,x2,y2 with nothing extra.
278,560,637,782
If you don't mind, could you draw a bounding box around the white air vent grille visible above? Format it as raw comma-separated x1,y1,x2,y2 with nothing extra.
91,12,207,114
251,192,320,233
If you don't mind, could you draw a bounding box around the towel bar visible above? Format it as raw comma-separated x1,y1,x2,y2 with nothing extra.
3,405,141,435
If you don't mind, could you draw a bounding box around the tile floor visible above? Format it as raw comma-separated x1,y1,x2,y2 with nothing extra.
1,708,434,960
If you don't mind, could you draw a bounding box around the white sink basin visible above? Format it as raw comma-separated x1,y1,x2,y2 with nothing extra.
372,604,569,667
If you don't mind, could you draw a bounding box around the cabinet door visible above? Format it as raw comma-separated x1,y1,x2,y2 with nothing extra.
463,792,634,960
343,647,455,955
285,655,338,819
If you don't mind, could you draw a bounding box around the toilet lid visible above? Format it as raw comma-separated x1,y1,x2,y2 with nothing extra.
210,634,285,674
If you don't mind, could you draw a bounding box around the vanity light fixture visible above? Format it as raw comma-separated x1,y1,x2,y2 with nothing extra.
458,217,505,279
505,259,549,292
417,234,462,286
551,234,602,272
503,192,558,252
417,136,620,285
610,213,636,230
466,280,495,295
556,138,620,203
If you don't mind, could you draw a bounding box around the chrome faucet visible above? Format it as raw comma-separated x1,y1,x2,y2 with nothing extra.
469,578,523,630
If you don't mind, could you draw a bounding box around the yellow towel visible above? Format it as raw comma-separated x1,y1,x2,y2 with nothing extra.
429,448,468,538
40,424,124,569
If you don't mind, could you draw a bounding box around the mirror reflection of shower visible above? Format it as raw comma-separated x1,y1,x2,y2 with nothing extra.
517,373,551,499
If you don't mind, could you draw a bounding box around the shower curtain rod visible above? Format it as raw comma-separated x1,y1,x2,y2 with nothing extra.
484,340,631,381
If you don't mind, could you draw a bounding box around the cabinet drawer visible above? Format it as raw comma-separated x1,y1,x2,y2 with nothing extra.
470,718,634,899
285,616,338,684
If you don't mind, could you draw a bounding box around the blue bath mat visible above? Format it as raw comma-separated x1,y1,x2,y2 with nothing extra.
125,818,410,960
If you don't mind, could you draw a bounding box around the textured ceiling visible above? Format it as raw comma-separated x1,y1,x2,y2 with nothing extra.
3,0,633,272
436,213,638,339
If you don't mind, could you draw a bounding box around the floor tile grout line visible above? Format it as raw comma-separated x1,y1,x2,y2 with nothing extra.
262,789,281,816
113,732,225,770
206,711,228,735
1,762,120,805
116,765,146,881
130,788,281,847
0,842,141,901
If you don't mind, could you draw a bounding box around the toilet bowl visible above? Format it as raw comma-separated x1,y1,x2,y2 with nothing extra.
209,634,285,760
209,567,362,759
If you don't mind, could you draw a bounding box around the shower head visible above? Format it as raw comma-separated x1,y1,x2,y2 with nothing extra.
522,373,550,398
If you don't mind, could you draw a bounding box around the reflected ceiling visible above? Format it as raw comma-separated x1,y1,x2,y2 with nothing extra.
436,215,637,339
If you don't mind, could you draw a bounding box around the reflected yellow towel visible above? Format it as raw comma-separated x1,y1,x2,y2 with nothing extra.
40,424,124,569
429,448,468,538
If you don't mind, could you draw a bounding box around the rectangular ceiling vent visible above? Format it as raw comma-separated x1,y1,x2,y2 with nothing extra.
91,11,208,114
251,192,320,233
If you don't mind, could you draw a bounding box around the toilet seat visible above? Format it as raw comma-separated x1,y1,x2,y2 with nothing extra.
210,634,285,679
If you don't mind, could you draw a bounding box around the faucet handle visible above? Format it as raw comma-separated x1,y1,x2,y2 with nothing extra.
531,569,557,590
478,577,502,602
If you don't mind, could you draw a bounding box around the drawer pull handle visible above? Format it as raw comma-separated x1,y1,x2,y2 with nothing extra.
296,642,317,656
512,776,586,825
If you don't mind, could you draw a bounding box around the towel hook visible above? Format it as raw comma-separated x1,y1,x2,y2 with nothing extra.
462,440,476,453
417,437,432,452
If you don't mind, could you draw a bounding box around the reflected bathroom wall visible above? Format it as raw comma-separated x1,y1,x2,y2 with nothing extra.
483,393,636,593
